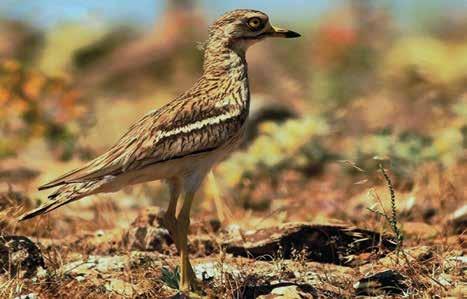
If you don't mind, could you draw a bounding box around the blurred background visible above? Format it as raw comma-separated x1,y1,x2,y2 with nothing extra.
0,1,465,297
0,0,465,230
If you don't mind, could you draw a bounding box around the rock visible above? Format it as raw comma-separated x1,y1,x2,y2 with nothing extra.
257,285,311,299
270,285,301,297
437,273,453,288
61,252,165,281
243,282,317,299
123,207,173,252
209,258,350,298
14,293,38,299
193,261,240,282
222,223,396,265
104,278,134,297
224,223,243,240
0,236,45,278
353,269,408,296
62,255,129,278
189,235,217,256
123,225,172,252
448,256,466,264
449,204,467,234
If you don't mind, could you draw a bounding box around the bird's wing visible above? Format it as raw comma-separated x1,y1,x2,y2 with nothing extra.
39,92,247,190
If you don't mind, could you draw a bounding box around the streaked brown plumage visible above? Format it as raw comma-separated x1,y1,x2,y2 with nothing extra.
19,9,300,292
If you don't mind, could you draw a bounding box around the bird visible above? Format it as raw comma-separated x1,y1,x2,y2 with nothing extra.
19,9,300,292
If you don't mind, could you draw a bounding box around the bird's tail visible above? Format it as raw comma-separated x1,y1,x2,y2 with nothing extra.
18,180,107,221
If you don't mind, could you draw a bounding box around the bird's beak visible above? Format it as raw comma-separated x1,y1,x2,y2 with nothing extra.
267,25,301,38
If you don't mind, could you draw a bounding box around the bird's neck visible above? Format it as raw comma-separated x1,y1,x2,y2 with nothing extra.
202,41,248,82
200,39,251,121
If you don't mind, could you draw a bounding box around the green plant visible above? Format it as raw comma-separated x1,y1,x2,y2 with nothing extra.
160,266,180,290
367,162,404,253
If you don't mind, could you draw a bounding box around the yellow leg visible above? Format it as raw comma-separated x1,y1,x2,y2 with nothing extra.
207,171,232,223
162,178,181,239
162,180,198,291
167,180,180,220
176,191,197,292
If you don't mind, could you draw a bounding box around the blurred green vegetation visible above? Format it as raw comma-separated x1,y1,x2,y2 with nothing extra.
219,116,331,187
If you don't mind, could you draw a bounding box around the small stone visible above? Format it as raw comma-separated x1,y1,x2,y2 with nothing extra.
0,236,45,278
449,204,467,234
256,284,316,299
124,226,172,252
35,266,48,279
123,208,173,252
94,255,128,273
354,269,408,296
437,273,453,287
222,223,396,265
225,223,242,239
271,285,301,297
14,293,38,299
448,256,466,264
193,261,240,282
104,279,134,297
62,255,129,278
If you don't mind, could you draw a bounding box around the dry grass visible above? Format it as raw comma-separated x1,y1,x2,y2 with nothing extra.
0,159,464,298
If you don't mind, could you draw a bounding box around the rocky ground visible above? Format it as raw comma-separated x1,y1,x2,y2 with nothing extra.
0,162,465,298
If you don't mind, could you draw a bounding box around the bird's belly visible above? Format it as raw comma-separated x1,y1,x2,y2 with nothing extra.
102,127,245,191
107,148,228,187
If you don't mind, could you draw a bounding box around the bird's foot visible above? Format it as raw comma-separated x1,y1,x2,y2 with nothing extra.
179,272,202,295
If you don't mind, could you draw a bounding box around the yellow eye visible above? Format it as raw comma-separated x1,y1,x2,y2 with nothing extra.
248,17,262,30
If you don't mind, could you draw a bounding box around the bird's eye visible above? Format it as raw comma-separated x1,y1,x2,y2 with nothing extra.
247,17,263,31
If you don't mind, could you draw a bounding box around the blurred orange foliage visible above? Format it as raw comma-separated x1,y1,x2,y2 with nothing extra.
0,59,88,158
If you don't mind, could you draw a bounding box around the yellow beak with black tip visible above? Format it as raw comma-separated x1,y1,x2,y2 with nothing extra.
267,25,301,38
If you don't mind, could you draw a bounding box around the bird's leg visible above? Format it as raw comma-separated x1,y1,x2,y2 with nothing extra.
162,178,181,244
162,180,197,291
207,171,232,223
176,191,198,292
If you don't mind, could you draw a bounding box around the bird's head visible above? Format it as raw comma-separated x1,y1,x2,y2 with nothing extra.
207,9,300,52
